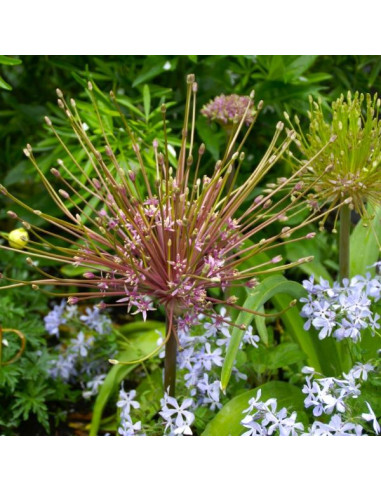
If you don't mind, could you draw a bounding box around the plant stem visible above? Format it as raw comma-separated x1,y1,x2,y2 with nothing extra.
339,203,351,281
164,315,177,397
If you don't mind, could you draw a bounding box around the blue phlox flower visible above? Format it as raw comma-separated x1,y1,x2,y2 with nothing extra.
361,401,380,435
44,300,66,337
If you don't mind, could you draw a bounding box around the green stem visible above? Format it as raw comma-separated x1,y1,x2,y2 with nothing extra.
338,203,352,373
164,315,177,397
339,204,351,281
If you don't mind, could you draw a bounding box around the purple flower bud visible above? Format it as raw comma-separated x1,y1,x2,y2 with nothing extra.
51,168,61,178
83,272,96,279
59,189,69,199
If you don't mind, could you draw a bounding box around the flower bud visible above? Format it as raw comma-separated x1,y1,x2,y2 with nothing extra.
8,228,29,249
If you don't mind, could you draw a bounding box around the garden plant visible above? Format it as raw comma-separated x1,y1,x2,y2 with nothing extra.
0,55,380,436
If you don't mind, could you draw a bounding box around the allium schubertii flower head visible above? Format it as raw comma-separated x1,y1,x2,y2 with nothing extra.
0,75,334,394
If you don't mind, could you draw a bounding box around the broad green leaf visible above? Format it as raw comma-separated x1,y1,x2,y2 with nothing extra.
0,55,22,66
267,342,306,370
221,275,305,391
143,84,151,122
89,327,163,435
254,305,268,346
247,342,306,372
350,206,381,277
203,381,305,436
119,320,165,334
0,75,12,91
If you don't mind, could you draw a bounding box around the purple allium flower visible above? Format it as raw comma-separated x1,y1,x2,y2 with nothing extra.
201,94,256,127
0,75,328,394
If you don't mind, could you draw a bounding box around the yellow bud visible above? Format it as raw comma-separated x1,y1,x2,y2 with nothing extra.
8,228,29,249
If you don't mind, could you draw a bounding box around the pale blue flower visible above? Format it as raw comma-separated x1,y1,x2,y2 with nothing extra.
69,331,93,357
117,388,140,420
83,374,106,399
159,392,195,436
118,419,142,436
80,306,111,334
362,402,380,435
44,301,66,337
197,374,222,410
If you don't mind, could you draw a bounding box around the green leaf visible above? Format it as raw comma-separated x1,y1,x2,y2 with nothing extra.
266,342,306,370
286,241,332,281
254,305,268,346
89,327,163,436
0,75,12,91
0,55,22,66
221,275,305,391
350,206,381,277
203,381,305,436
143,84,151,122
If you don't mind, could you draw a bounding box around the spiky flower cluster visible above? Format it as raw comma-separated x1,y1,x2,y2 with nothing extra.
0,75,333,347
285,91,381,227
201,94,256,127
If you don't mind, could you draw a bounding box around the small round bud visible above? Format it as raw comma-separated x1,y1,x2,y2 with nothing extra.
59,189,69,199
50,168,60,178
8,228,29,249
83,272,96,279
276,121,284,131
271,255,282,264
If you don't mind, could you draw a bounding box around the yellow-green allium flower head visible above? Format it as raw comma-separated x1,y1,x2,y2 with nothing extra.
286,91,381,227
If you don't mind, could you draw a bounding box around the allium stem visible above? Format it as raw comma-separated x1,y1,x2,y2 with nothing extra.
164,312,177,397
339,203,351,281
